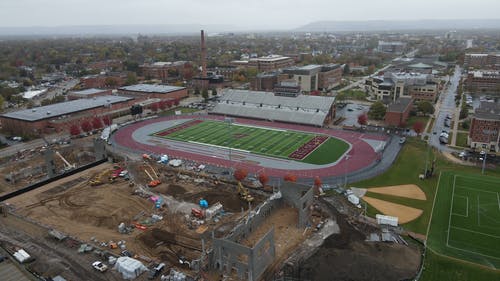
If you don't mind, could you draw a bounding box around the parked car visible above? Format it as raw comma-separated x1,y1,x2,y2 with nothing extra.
92,261,108,272
399,137,406,144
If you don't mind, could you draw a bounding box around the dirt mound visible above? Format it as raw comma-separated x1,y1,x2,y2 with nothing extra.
140,229,177,248
298,204,421,281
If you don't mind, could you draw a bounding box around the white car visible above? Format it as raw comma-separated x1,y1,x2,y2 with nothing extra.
92,261,108,272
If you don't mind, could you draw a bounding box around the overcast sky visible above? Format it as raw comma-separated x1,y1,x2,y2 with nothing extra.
1,0,499,29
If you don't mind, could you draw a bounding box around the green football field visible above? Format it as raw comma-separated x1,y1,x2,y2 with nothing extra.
153,120,349,165
428,171,500,269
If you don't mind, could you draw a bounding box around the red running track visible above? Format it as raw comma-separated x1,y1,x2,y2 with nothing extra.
113,115,388,179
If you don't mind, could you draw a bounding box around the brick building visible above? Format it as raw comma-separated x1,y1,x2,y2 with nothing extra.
465,70,500,93
0,96,134,136
231,55,294,72
384,97,413,127
468,102,500,152
251,72,279,91
318,64,343,90
377,41,406,54
366,72,438,102
140,61,193,82
118,84,188,100
80,73,126,89
67,88,113,100
464,53,500,69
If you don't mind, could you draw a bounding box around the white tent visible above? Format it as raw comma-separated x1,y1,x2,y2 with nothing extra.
114,257,147,279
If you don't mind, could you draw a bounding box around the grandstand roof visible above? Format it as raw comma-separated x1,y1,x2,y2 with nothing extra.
211,89,335,126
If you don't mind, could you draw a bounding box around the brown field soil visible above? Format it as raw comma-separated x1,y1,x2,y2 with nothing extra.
367,184,426,200
362,196,423,224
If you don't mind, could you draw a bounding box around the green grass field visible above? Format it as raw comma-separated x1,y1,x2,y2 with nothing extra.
427,172,500,269
153,120,349,165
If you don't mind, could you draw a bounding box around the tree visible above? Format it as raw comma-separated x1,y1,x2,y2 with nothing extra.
125,72,137,86
69,124,81,136
314,176,322,187
159,101,166,111
460,107,469,119
150,102,159,113
368,101,386,120
211,88,218,96
165,100,173,108
102,115,111,126
81,120,92,133
343,64,350,75
357,113,368,126
258,173,269,187
233,169,248,181
173,99,180,106
413,121,424,135
92,117,103,130
194,87,200,96
202,88,209,101
417,101,435,115
284,173,297,182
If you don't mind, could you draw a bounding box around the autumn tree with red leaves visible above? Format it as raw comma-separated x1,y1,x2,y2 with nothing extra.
284,173,297,182
81,120,92,133
150,102,159,113
357,113,368,126
258,173,269,186
233,169,248,181
69,124,81,136
314,176,322,187
159,101,166,111
102,115,111,126
413,121,424,135
92,117,103,130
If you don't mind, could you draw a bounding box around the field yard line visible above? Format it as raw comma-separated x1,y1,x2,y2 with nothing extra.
446,175,457,247
233,123,286,132
497,192,500,211
450,226,500,239
426,172,442,239
477,195,481,226
188,141,250,153
456,185,498,195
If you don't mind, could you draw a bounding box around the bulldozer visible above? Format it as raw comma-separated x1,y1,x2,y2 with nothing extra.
237,182,254,203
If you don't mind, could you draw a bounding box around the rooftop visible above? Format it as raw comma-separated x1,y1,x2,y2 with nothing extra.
119,84,186,94
470,70,500,78
387,97,413,113
474,102,500,121
2,95,133,122
249,55,292,62
69,88,108,96
408,63,432,69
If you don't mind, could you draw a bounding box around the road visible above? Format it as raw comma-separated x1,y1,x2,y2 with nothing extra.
427,65,462,152
336,49,419,93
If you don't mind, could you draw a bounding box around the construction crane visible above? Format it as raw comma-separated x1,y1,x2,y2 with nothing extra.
55,151,76,171
237,182,254,203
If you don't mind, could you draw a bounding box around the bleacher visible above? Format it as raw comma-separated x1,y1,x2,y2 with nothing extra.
211,90,335,126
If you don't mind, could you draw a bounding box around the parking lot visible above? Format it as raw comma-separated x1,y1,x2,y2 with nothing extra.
336,102,370,126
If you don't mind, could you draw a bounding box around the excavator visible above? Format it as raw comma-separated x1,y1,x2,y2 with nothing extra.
145,168,161,187
89,169,112,186
237,182,254,203
55,151,76,171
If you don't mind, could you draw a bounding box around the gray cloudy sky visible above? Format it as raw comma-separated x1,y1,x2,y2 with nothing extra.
0,0,499,29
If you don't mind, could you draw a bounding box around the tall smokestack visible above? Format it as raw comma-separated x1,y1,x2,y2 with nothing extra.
200,30,207,79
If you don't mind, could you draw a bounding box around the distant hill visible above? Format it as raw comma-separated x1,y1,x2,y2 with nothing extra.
295,19,500,32
0,24,236,37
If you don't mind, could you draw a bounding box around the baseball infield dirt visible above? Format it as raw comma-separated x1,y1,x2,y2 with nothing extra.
367,184,426,200
362,196,423,224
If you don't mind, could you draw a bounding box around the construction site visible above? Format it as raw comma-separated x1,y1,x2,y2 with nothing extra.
0,124,421,281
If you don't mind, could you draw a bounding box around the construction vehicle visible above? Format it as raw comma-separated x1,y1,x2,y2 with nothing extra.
191,208,205,219
144,169,161,187
55,151,76,171
237,182,254,202
90,169,112,186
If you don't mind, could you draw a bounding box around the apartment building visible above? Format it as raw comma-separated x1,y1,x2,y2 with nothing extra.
468,102,500,152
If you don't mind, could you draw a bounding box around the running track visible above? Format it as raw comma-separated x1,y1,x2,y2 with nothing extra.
112,115,388,179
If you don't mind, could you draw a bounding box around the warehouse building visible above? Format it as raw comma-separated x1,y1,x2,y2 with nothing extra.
0,96,134,136
118,84,188,100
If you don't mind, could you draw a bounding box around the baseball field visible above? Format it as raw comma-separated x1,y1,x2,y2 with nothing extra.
427,171,500,269
152,119,350,165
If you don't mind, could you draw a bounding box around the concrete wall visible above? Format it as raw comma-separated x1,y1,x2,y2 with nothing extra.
280,182,314,228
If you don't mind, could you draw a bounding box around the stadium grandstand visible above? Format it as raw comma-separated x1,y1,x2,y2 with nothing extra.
210,89,336,126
